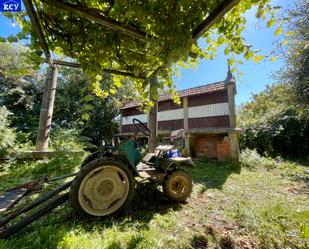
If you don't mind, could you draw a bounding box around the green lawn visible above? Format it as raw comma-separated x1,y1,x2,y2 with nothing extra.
0,152,308,249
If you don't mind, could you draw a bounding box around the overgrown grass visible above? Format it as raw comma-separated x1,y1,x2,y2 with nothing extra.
0,150,308,249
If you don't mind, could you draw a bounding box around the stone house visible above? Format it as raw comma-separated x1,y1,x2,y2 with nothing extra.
119,71,240,161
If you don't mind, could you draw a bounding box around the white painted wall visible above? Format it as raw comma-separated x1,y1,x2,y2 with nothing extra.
122,102,229,126
188,103,229,118
157,108,184,121
122,114,147,125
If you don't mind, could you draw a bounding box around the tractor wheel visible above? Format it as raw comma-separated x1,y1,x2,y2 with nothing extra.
69,159,135,217
163,170,192,202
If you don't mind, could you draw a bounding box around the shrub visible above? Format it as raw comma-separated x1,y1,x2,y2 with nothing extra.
239,110,309,160
240,148,280,170
0,106,15,156
50,128,94,151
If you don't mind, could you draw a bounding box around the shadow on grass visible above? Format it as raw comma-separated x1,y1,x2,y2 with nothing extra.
1,181,182,248
188,159,241,190
1,159,239,248
72,181,182,231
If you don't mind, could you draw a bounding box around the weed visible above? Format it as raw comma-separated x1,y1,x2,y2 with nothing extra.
189,234,208,249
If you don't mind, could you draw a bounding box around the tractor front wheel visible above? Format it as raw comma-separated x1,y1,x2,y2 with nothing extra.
163,171,192,202
69,159,135,217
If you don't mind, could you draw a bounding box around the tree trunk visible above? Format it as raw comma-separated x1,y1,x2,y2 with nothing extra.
35,65,58,151
148,75,158,152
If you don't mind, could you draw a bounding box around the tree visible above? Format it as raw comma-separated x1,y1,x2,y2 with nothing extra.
0,107,16,157
0,42,41,138
53,67,134,146
238,83,309,159
277,0,309,106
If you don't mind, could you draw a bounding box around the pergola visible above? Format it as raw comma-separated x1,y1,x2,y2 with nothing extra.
22,0,240,152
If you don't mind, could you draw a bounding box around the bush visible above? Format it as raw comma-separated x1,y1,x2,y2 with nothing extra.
0,106,15,156
239,110,309,160
240,148,280,170
50,128,94,151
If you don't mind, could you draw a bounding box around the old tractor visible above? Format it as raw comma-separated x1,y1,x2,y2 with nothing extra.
70,118,194,217
0,119,194,238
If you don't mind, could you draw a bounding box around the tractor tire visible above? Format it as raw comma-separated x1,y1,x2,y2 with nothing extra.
163,170,192,202
80,151,103,168
69,159,135,218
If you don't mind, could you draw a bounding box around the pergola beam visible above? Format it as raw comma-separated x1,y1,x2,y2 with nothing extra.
39,0,149,41
192,0,240,40
23,0,52,64
52,60,146,79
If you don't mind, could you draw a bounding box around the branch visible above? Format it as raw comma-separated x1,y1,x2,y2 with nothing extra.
192,0,240,40
39,0,150,41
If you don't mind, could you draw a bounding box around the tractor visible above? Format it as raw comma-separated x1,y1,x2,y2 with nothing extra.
69,118,194,217
0,119,194,238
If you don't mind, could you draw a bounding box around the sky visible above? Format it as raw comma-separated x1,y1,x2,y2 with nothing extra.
0,0,295,106
173,0,295,106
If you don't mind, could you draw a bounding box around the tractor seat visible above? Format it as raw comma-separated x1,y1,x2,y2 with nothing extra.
155,145,174,152
162,129,184,141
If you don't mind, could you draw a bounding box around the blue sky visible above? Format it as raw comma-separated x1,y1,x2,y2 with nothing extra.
174,0,295,105
0,0,294,105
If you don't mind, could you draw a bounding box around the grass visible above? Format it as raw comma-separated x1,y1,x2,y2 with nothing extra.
0,150,308,249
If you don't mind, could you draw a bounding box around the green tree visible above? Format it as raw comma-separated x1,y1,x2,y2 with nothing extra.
277,0,309,106
0,42,41,137
0,107,16,157
238,83,309,159
53,67,129,146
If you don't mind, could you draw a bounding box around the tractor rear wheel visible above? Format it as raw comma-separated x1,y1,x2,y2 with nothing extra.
163,170,192,202
69,159,135,217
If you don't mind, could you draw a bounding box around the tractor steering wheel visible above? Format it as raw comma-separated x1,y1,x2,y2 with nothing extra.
133,118,151,137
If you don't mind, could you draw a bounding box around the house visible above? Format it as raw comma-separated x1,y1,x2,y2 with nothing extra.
120,69,241,161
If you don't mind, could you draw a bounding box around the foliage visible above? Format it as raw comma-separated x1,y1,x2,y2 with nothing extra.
1,0,284,104
1,156,308,248
49,129,94,151
238,83,309,159
0,44,130,146
240,148,279,170
0,42,42,137
0,107,15,157
53,67,131,146
0,153,85,189
277,0,309,106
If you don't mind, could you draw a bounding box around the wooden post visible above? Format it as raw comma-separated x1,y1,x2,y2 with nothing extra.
35,65,58,151
227,81,236,128
119,112,123,133
183,96,190,155
225,64,237,128
148,75,158,152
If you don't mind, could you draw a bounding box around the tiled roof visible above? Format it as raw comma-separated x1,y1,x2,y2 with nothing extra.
122,81,226,109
